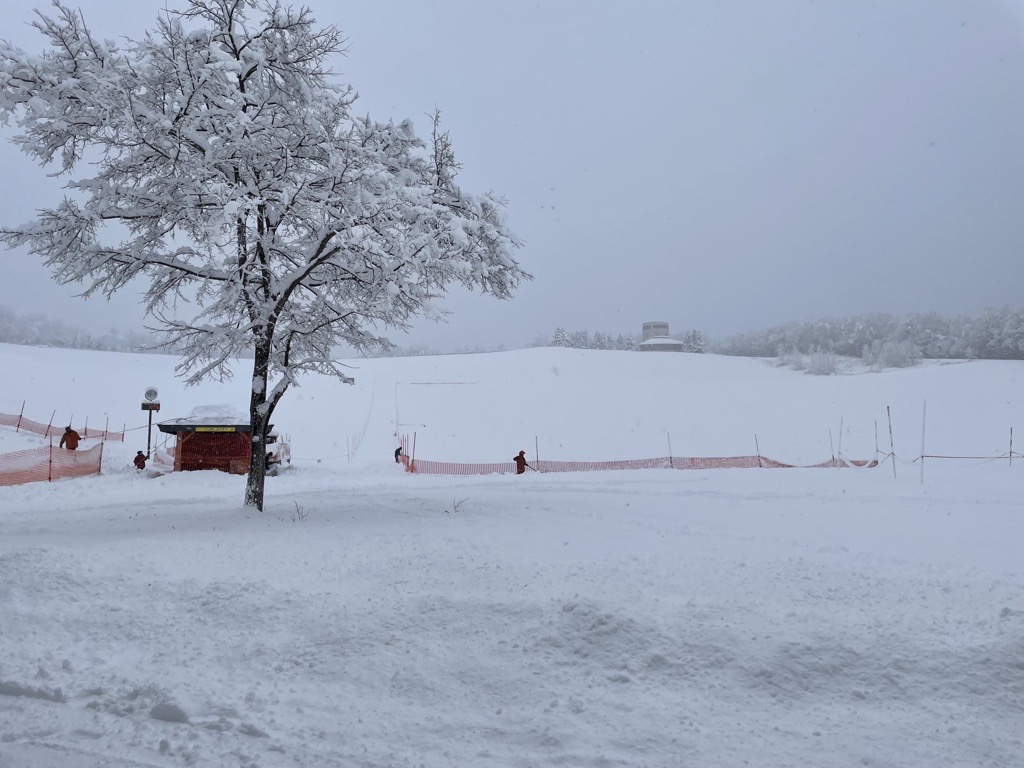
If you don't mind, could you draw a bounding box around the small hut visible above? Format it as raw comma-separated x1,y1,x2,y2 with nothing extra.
157,405,273,474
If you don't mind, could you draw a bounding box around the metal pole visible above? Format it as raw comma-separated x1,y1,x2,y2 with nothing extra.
48,439,53,482
829,430,836,467
16,400,24,432
754,434,762,468
667,432,673,469
45,410,55,439
535,435,540,472
1011,427,1014,467
887,405,897,479
147,410,153,458
411,431,417,472
104,416,109,444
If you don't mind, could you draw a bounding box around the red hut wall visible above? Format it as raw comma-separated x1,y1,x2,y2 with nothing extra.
173,432,251,474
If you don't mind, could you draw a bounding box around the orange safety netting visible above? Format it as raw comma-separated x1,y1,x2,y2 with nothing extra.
0,410,125,442
0,443,104,487
406,455,878,476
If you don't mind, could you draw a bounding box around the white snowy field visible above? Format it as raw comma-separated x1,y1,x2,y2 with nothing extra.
1,342,1023,768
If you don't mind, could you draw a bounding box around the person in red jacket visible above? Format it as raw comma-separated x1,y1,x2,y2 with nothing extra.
133,451,147,470
513,450,529,474
59,426,81,450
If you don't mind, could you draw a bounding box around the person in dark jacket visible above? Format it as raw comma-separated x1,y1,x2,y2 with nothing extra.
265,451,280,472
513,450,529,474
133,451,147,470
395,446,403,463
59,426,81,450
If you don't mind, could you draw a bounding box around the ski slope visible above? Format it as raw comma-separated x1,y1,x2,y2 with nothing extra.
1,342,1022,767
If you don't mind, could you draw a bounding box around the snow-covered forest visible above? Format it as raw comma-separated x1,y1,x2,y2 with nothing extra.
715,307,1024,361
0,306,158,352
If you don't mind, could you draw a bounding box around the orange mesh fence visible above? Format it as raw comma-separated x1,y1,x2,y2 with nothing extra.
0,409,124,442
0,443,104,487
407,455,878,476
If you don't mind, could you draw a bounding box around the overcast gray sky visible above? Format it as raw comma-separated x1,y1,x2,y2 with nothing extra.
2,0,1023,350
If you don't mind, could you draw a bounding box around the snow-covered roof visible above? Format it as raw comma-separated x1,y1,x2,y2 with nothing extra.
157,404,254,433
638,336,684,348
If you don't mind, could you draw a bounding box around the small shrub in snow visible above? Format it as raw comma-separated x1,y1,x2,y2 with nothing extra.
806,351,837,375
862,340,921,369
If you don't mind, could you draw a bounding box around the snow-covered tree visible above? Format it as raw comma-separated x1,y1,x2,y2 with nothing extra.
551,327,570,347
0,0,527,510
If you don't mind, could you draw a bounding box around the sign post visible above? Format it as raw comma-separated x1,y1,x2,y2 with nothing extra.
141,387,160,458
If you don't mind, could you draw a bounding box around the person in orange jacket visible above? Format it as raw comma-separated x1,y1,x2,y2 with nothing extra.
59,426,81,450
513,450,530,474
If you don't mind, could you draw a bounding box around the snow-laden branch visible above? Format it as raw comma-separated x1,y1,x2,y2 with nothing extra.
0,0,529,510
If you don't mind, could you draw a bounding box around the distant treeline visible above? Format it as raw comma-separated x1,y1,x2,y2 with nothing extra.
0,305,159,353
533,327,707,352
6,302,1024,364
714,307,1024,361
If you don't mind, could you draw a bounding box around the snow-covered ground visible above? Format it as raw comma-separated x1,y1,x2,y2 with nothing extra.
1,342,1022,767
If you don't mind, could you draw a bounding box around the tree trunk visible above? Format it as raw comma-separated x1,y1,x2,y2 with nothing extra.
244,339,271,511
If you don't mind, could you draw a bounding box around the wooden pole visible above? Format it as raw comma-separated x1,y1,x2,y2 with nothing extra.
887,406,897,479
920,400,927,485
837,417,844,467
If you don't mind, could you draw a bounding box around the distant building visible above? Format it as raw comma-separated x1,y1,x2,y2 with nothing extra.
639,321,684,352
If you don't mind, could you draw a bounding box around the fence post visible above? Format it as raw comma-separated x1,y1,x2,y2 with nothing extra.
1010,427,1014,467
48,440,53,482
535,435,540,472
411,431,417,473
45,410,55,439
920,400,926,485
837,417,844,467
754,434,762,468
98,442,104,476
666,432,673,469
16,400,24,432
104,416,109,443
887,406,897,479
84,416,89,438
829,430,835,467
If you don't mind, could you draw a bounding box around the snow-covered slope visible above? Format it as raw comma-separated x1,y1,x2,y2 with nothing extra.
1,343,1022,767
